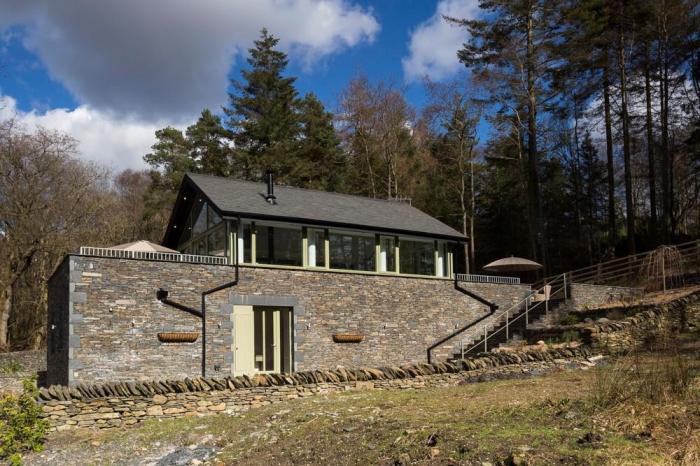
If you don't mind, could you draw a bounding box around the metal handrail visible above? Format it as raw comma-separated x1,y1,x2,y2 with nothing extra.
78,246,229,265
536,239,699,288
455,273,521,285
459,273,568,357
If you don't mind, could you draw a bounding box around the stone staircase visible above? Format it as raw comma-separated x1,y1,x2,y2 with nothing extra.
449,297,568,359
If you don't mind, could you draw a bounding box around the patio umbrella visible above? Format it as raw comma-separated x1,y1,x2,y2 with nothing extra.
109,240,178,253
483,256,543,273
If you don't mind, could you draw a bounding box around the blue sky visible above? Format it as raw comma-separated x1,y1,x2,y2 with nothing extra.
0,0,479,171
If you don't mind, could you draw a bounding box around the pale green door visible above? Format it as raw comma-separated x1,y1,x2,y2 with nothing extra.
232,305,255,376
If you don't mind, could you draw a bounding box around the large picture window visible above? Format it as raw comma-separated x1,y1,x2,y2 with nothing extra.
256,225,302,266
329,231,375,271
399,239,434,276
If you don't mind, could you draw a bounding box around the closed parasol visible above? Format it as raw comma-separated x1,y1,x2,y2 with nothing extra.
483,256,543,273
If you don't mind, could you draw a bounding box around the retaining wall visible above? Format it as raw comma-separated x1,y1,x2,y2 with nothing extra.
47,256,529,386
38,346,593,431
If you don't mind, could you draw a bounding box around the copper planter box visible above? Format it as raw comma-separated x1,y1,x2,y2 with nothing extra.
332,333,364,343
157,332,199,343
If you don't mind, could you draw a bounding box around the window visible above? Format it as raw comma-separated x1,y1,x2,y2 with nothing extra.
399,239,434,276
207,204,222,228
307,229,326,267
379,236,396,272
242,223,252,263
329,231,375,271
192,201,208,235
256,225,302,266
207,225,227,257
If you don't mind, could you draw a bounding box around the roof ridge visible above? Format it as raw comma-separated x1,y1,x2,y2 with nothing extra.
186,172,418,208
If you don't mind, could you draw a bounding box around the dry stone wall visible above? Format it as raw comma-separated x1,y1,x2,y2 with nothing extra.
47,255,530,385
568,283,643,311
527,290,700,353
38,347,593,431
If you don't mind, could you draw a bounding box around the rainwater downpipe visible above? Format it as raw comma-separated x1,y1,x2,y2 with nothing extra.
157,216,240,378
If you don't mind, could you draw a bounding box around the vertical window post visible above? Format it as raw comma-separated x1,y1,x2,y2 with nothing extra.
302,227,308,268
395,236,401,274
251,222,257,264
323,228,330,269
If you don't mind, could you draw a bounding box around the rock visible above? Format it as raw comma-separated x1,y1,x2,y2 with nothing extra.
430,448,441,458
426,433,438,447
152,394,168,404
536,340,546,346
146,405,163,416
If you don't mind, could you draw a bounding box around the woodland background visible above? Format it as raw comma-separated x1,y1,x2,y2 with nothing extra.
1,0,699,350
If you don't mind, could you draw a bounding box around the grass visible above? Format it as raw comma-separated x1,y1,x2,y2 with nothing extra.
30,346,700,466
0,360,24,375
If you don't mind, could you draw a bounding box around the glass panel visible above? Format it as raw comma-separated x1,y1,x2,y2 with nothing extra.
329,232,375,271
264,310,274,371
207,226,226,257
280,309,291,373
243,224,252,263
254,310,263,372
207,204,222,228
307,229,325,267
196,236,207,256
193,201,208,235
399,239,435,276
380,236,396,272
256,225,302,266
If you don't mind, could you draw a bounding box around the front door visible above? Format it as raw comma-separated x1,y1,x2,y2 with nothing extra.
232,305,292,375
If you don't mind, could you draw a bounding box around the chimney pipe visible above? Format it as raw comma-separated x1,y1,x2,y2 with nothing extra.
265,170,276,204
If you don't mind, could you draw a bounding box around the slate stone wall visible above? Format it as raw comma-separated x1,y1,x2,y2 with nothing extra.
48,256,530,385
569,283,643,311
38,346,594,431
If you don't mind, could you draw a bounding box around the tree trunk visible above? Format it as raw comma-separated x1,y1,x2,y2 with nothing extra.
526,7,543,266
658,9,671,241
469,157,476,271
603,65,617,250
644,46,658,241
0,285,11,348
618,16,636,254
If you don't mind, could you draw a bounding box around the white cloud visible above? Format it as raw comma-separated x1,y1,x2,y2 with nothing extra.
0,0,379,120
0,95,166,172
402,0,479,82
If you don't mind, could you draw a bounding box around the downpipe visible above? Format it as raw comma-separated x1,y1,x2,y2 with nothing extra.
157,220,240,378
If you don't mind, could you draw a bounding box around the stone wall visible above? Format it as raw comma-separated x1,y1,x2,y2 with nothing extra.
568,283,643,311
48,256,530,385
37,346,594,431
527,290,700,353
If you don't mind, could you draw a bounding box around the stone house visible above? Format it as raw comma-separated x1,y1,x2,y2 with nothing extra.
47,173,530,386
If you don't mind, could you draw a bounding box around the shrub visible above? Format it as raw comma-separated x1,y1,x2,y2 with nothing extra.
558,314,580,326
0,378,48,465
0,361,24,375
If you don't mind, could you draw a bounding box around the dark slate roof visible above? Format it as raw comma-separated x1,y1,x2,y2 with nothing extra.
185,173,465,240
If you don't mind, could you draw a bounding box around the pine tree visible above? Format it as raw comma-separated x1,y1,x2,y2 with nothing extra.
294,93,343,191
186,109,231,177
224,29,300,181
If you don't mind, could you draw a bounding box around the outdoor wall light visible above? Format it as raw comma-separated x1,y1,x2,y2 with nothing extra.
306,323,311,330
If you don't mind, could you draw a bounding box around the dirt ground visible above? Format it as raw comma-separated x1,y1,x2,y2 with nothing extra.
22,342,700,466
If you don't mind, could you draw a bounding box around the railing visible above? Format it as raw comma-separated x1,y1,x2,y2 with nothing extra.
459,273,568,357
455,273,521,285
78,246,230,265
534,239,700,289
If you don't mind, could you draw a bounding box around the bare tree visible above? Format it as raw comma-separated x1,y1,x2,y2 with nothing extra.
423,79,482,272
0,120,113,348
